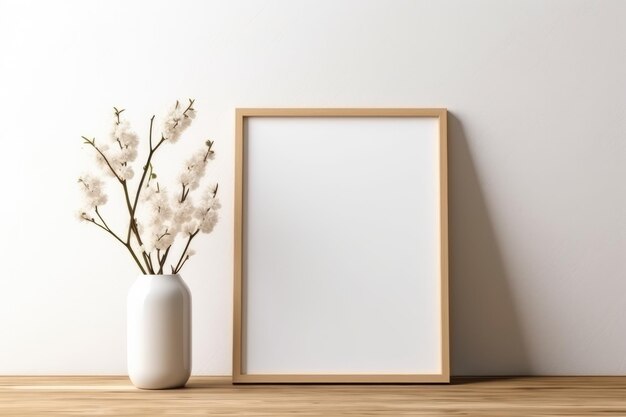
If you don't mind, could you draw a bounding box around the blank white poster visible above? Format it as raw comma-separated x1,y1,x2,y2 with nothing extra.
242,116,442,375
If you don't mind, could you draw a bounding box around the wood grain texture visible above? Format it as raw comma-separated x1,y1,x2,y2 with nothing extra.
438,109,450,381
1,376,625,416
235,108,447,117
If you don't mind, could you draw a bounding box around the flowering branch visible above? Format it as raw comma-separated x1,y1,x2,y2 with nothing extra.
94,207,123,243
84,135,151,272
157,246,171,275
170,184,220,274
129,119,163,230
78,99,219,275
80,206,147,274
172,231,199,274
81,137,124,183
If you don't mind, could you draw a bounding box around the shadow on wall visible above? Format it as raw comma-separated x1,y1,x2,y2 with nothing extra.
448,114,530,376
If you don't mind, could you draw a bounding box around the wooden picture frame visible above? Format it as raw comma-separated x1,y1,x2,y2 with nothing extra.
233,108,449,383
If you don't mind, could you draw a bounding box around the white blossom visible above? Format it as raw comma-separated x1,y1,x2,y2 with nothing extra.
141,181,159,202
110,119,139,155
78,174,107,208
208,195,221,211
141,183,177,251
162,100,195,143
172,196,194,225
143,183,171,216
195,185,221,215
109,113,139,179
117,165,134,181
94,144,114,175
76,210,92,222
172,196,201,237
92,109,140,181
78,100,218,275
178,150,206,189
119,146,138,163
193,186,220,234
151,224,177,251
181,221,199,235
199,210,219,234
178,142,214,191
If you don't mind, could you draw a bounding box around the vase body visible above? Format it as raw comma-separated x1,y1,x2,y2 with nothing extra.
127,274,191,389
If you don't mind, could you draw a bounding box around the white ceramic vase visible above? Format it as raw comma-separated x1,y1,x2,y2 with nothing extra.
127,274,191,389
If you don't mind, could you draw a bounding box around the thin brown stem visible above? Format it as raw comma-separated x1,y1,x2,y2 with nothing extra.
85,213,146,274
82,135,150,274
125,116,161,246
94,207,124,244
87,216,124,246
122,181,138,244
141,251,154,274
130,127,163,227
82,137,123,183
146,252,155,272
158,246,171,274
180,183,187,203
203,140,214,162
126,246,147,275
179,99,194,119
148,115,155,152
172,230,198,274
173,254,191,274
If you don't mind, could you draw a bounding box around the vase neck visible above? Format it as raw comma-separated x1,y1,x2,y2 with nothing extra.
140,274,181,279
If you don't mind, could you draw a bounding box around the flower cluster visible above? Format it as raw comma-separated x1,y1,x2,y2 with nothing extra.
94,108,140,181
162,100,196,143
142,184,176,251
179,140,215,192
78,99,220,275
78,174,107,208
141,181,221,253
77,174,107,222
197,186,220,234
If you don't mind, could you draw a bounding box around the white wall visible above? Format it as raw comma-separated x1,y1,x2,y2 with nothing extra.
0,0,625,376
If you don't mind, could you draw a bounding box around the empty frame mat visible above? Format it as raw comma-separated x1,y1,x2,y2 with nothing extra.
234,109,449,383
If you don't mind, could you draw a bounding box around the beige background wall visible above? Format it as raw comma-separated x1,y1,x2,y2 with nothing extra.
0,0,625,375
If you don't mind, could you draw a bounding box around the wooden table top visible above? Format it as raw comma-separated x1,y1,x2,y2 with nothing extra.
1,376,625,416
